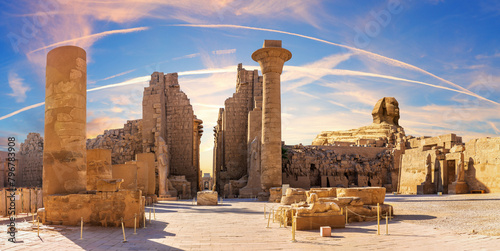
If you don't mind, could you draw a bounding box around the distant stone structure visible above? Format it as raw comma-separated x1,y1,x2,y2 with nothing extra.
282,145,395,190
399,134,500,194
201,173,213,190
18,133,44,187
312,97,406,147
87,72,203,198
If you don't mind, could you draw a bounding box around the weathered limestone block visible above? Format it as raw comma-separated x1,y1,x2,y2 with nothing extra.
112,164,137,190
292,193,344,230
269,187,282,203
197,191,218,206
252,40,291,194
306,188,336,201
240,137,262,198
86,149,112,191
280,188,307,205
170,175,191,199
318,196,364,207
136,153,155,195
345,204,393,223
336,187,386,205
96,179,123,192
40,190,144,227
44,46,87,195
125,160,149,196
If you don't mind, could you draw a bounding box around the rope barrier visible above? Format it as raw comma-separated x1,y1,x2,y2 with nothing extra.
345,207,378,219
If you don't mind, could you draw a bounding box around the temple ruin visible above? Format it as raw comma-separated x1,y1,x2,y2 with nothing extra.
87,72,204,199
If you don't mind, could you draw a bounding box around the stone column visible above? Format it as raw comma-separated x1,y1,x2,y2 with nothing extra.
252,40,291,192
43,46,87,195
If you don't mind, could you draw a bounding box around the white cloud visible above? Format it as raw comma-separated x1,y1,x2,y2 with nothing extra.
212,49,236,55
109,95,132,106
7,71,30,103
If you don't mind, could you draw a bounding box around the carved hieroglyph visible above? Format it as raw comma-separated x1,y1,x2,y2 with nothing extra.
43,46,87,195
252,40,291,193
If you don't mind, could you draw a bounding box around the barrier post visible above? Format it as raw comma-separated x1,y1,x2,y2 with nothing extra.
121,218,127,243
37,217,40,237
266,211,271,228
153,204,156,220
144,213,146,228
80,217,83,240
345,206,349,225
133,213,137,235
279,209,282,228
389,206,392,220
272,209,275,223
291,210,296,242
385,213,389,235
377,203,380,235
284,209,288,228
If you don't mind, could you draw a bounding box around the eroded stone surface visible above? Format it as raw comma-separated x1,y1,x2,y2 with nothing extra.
197,191,218,206
336,187,386,205
44,46,87,195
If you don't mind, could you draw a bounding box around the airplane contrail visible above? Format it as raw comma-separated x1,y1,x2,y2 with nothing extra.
171,24,499,106
1,65,485,121
0,67,237,121
284,66,475,98
29,27,150,54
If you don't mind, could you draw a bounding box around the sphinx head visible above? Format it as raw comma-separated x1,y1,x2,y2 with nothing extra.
372,97,400,126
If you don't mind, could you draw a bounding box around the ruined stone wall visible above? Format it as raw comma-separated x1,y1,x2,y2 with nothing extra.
142,71,167,154
0,151,8,188
464,137,500,193
164,73,198,196
18,133,44,187
213,108,224,192
399,148,437,194
214,64,263,194
86,119,143,165
283,145,395,191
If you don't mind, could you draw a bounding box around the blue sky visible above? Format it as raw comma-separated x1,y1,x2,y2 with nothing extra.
1,0,499,174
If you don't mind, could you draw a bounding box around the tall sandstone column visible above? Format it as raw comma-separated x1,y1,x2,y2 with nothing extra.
43,46,87,195
252,40,291,192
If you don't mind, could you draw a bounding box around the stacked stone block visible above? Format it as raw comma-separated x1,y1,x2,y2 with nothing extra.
213,64,263,194
18,133,44,187
86,119,142,164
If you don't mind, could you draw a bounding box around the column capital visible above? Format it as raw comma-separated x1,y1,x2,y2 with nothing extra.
252,47,292,74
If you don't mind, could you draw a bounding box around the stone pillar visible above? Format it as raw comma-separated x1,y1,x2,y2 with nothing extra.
252,40,291,192
44,46,87,195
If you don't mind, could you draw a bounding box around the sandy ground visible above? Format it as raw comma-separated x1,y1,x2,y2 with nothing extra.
386,193,500,236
